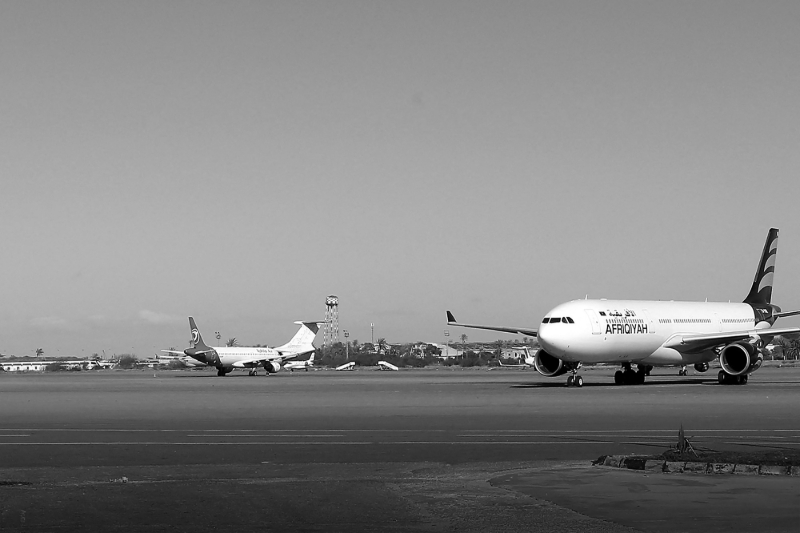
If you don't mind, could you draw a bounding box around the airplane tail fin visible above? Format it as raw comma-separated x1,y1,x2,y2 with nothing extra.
744,228,779,305
188,317,211,350
276,321,324,354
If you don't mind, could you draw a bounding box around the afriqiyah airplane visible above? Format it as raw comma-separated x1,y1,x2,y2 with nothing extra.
448,228,800,387
283,353,314,372
164,317,323,376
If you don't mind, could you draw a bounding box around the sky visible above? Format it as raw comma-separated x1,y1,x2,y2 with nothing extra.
2,1,800,357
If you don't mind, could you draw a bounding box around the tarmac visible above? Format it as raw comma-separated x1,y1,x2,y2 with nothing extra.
0,364,798,531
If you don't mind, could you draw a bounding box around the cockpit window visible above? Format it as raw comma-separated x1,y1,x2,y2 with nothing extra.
550,317,562,323
565,317,574,323
542,317,550,323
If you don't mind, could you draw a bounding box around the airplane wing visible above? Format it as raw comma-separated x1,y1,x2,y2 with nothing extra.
446,311,538,337
664,326,800,354
775,309,800,319
160,350,185,356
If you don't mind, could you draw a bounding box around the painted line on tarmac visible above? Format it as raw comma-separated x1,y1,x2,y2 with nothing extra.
0,440,609,446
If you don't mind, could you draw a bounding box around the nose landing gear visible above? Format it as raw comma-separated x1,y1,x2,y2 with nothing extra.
565,363,583,387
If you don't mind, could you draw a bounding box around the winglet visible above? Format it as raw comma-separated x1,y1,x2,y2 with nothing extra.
446,311,457,324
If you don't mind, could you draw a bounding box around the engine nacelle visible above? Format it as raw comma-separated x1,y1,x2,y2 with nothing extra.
533,349,567,377
719,342,763,376
263,361,281,373
694,362,709,373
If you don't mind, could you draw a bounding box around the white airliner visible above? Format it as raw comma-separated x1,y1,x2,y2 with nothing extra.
283,353,314,372
448,228,800,387
377,360,399,371
164,317,323,376
336,362,355,371
497,348,535,369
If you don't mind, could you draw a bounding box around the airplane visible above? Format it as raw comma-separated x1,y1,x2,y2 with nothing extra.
497,348,535,369
447,228,800,388
377,360,399,371
336,362,355,371
164,317,323,376
283,353,315,372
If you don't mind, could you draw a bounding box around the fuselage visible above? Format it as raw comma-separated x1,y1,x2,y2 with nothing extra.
193,347,280,367
539,299,757,366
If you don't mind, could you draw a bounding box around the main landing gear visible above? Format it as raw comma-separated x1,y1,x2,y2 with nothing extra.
248,370,258,376
565,363,583,387
678,366,688,376
614,363,651,385
718,371,748,385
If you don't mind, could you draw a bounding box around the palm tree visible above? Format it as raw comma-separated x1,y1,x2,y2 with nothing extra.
226,338,238,347
35,348,44,358
377,338,388,355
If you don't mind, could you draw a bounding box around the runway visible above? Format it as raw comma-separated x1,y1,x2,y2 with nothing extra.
1,365,799,531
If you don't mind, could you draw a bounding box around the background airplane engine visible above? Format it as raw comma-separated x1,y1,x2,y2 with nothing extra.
693,362,710,373
533,349,567,377
263,361,281,373
719,342,763,376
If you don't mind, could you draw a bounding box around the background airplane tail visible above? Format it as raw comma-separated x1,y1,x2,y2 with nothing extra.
188,317,211,350
276,321,324,353
744,228,779,305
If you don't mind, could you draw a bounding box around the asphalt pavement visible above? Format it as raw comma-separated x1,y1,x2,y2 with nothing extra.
0,365,798,531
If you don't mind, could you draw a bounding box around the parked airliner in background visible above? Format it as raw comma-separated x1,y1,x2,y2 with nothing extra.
283,353,314,372
164,318,323,376
497,349,535,369
448,228,800,387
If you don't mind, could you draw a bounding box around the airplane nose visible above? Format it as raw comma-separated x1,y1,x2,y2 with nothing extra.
538,325,568,358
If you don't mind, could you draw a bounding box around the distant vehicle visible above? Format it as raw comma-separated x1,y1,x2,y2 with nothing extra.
448,228,800,387
335,362,355,371
283,353,315,372
164,317,324,376
377,361,398,371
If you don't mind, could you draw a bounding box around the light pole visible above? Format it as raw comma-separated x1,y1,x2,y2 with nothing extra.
344,330,349,360
370,323,374,347
215,332,221,346
444,330,449,358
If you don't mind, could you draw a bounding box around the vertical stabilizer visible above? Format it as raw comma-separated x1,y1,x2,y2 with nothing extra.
276,321,324,354
188,317,211,350
744,228,779,305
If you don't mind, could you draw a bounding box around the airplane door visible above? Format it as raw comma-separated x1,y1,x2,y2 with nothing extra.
642,309,655,334
585,310,602,334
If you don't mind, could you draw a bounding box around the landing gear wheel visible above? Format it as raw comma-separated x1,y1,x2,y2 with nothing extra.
217,369,226,377
741,374,748,384
718,370,727,384
575,376,583,387
567,375,575,387
614,371,623,385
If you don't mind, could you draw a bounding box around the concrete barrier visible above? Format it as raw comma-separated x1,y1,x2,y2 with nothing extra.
664,461,685,474
733,464,759,475
710,463,734,474
759,465,788,476
603,455,625,468
644,460,664,473
683,462,709,474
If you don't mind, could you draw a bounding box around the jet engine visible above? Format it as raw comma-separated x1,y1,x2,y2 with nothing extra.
693,362,709,373
533,349,568,377
719,342,763,376
263,361,281,374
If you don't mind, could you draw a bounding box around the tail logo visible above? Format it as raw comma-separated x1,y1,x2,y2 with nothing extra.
191,329,199,345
